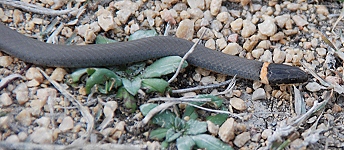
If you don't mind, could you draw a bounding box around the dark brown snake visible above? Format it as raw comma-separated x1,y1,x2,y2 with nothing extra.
0,23,307,84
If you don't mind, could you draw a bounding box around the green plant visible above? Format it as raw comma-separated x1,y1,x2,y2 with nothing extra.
140,95,233,150
69,30,188,111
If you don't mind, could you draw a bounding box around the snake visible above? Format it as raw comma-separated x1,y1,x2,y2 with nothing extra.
0,23,307,84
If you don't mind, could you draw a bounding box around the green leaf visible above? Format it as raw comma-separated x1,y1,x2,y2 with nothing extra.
176,136,195,150
165,128,182,142
149,128,169,140
185,120,207,135
116,87,137,111
173,117,186,130
183,105,198,120
151,110,176,128
69,68,87,83
85,68,122,94
196,95,224,108
191,134,233,150
128,29,158,41
139,103,158,116
122,77,142,95
95,35,117,44
206,113,228,125
141,56,188,78
142,78,169,93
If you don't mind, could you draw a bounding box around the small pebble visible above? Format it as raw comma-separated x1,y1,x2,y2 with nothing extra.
15,108,32,126
29,127,53,144
5,135,20,143
258,16,277,36
305,82,326,92
0,93,12,106
13,83,29,105
316,5,329,16
0,56,13,67
222,43,242,55
50,68,67,82
218,118,235,142
230,18,243,31
176,19,194,40
260,50,273,63
207,121,219,135
241,20,256,38
59,116,74,132
26,67,44,83
292,15,308,27
233,132,250,147
261,128,273,139
210,0,222,16
230,97,247,111
252,88,266,100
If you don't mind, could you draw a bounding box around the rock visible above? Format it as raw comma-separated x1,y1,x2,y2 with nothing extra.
30,127,53,144
187,0,204,9
216,12,230,23
13,83,29,105
292,15,308,28
233,132,250,147
216,38,227,50
260,50,272,63
275,14,290,28
316,48,327,57
59,116,74,132
200,76,216,85
251,133,261,142
241,20,256,38
243,35,259,51
5,135,19,142
13,9,23,25
286,3,300,11
50,68,67,81
207,121,219,135
230,97,247,111
26,67,44,83
222,43,242,55
96,8,115,31
252,48,264,59
0,93,12,106
258,16,277,36
18,132,28,141
0,56,13,67
15,109,31,126
230,18,243,31
210,0,222,16
305,82,326,92
35,117,51,128
316,5,329,16
256,40,271,49
270,32,284,41
176,19,194,40
273,48,286,63
211,20,223,32
104,101,118,117
227,34,238,43
113,0,139,14
180,10,190,19
252,88,266,100
112,121,126,140
188,8,204,19
219,118,235,142
205,39,216,49
283,29,298,36
261,128,272,139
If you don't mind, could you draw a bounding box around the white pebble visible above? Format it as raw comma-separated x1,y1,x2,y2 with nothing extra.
252,88,266,100
59,116,74,132
176,19,194,40
258,16,277,36
222,43,242,55
230,97,246,111
0,93,12,106
241,20,256,38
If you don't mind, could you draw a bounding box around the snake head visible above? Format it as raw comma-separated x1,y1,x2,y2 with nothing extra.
266,63,308,84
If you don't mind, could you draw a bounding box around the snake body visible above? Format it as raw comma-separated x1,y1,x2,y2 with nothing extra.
0,23,307,84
